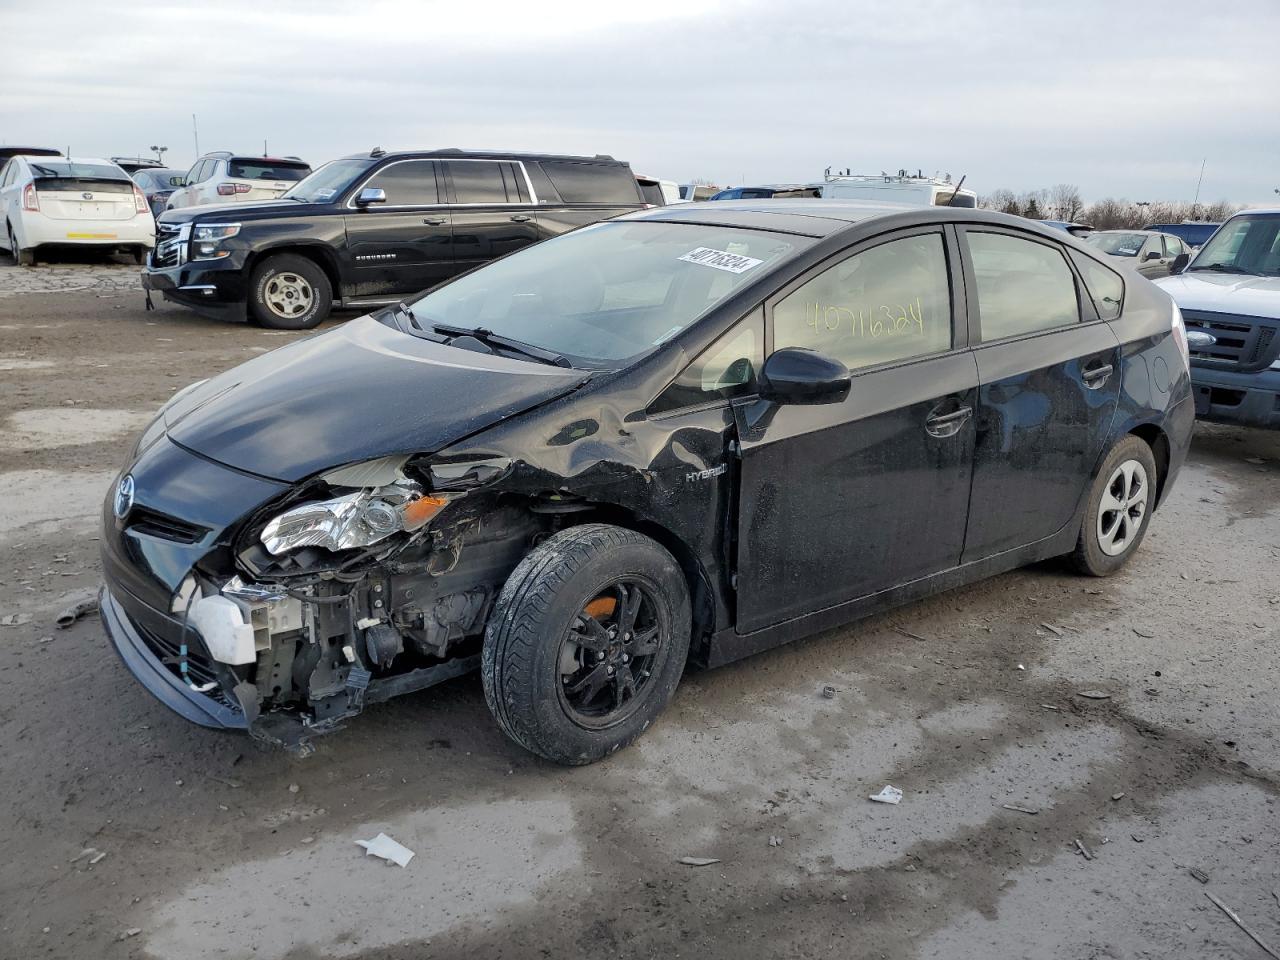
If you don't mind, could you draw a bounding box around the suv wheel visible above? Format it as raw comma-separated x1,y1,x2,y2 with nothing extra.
248,254,331,330
482,524,691,765
1070,435,1158,577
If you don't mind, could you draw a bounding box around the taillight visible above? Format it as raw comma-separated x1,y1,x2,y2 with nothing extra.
216,183,236,196
1171,302,1190,373
235,183,250,194
133,186,148,214
22,182,39,212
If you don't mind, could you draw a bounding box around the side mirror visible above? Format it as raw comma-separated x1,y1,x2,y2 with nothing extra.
355,187,386,207
1144,250,1162,261
759,347,851,405
1171,253,1190,273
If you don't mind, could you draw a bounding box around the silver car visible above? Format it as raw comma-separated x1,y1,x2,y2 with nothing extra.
1084,229,1190,278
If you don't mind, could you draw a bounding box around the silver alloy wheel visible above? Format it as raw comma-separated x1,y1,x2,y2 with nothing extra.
263,272,314,319
1096,459,1149,557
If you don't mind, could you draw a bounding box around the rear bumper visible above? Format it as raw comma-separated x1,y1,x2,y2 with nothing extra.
1190,365,1280,429
21,214,154,248
100,585,248,730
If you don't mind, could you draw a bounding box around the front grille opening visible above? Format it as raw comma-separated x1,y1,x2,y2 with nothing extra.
136,623,238,711
127,507,207,544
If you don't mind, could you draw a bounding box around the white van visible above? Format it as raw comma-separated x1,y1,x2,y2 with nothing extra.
817,172,977,208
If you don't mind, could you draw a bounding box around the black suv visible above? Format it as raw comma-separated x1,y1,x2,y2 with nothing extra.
143,149,645,328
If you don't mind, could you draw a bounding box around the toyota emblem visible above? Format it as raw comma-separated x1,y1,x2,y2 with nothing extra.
113,474,135,519
82,192,94,201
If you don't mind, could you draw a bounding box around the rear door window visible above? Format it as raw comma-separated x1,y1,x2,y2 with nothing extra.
446,161,511,204
363,160,440,206
539,161,641,204
773,232,953,370
966,232,1080,340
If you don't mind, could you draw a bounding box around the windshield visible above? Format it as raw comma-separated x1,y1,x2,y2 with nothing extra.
1085,233,1148,257
1189,215,1280,276
406,221,809,365
281,159,373,203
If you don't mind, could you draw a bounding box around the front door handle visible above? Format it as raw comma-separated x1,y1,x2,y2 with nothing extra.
422,216,447,226
509,214,532,223
925,404,973,438
1082,361,1114,389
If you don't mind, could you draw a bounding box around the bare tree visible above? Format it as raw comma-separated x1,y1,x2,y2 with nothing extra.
1049,184,1084,222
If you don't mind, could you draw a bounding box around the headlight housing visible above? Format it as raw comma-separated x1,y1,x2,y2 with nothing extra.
259,457,453,556
190,223,241,261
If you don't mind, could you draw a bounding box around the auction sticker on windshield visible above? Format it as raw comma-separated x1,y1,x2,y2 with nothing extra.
679,247,764,274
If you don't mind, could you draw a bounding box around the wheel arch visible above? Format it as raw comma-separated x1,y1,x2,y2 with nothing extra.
1127,421,1172,507
245,243,343,301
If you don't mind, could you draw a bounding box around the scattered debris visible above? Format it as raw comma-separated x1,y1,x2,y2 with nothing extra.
117,928,142,941
1111,792,1126,801
769,835,783,847
55,599,98,629
1074,838,1095,861
301,836,315,844
1002,803,1039,815
206,775,241,789
70,848,100,864
893,626,929,642
355,833,415,868
678,856,721,867
1189,867,1210,884
1204,891,1280,960
1040,704,1060,711
821,685,836,699
1132,627,1157,639
1040,622,1064,637
89,850,107,865
1131,834,1144,843
1244,457,1267,465
1076,690,1112,700
38,635,53,644
288,783,300,794
869,785,903,805
1016,664,1026,671
2,613,33,627
1272,888,1279,909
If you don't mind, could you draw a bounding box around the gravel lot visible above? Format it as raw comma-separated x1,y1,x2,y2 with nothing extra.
1,253,1278,960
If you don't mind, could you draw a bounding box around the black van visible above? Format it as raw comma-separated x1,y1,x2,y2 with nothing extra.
142,148,645,328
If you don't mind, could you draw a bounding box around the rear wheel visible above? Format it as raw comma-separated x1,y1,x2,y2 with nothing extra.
7,225,33,266
482,524,691,765
248,254,331,330
1070,435,1158,576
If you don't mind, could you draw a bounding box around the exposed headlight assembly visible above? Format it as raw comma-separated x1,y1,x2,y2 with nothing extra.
259,456,453,557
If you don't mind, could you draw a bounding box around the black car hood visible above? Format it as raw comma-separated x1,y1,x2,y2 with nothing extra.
164,316,588,483
157,199,318,224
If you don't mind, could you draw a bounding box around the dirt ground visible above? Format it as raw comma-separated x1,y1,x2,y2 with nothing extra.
1,254,1278,960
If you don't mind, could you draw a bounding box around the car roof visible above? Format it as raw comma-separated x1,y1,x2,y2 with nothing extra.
24,156,122,168
1093,228,1162,236
619,199,1059,239
340,148,627,164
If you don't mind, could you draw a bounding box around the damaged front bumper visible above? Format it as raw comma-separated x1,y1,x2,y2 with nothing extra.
101,585,249,731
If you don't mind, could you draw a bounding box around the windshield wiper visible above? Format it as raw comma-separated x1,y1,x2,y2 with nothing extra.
392,301,422,331
429,321,571,367
1189,263,1251,274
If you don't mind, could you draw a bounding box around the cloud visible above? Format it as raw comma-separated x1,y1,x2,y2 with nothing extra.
1,0,1276,202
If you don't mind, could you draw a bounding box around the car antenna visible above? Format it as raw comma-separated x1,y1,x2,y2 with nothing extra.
948,174,967,206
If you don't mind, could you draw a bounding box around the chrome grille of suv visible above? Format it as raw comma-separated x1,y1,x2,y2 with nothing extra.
1183,310,1280,373
150,222,187,269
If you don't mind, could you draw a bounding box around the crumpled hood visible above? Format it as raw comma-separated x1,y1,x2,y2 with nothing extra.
1154,271,1280,320
164,316,587,482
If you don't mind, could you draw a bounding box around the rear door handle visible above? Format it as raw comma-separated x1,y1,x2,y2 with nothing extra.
509,214,532,223
925,404,972,438
422,216,447,226
1082,362,1113,388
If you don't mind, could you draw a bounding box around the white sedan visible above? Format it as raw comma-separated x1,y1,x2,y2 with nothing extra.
0,156,155,265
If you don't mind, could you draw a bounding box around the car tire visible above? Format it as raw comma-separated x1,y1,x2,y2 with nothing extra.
247,254,331,330
1069,435,1158,577
482,523,691,765
131,246,146,265
7,225,33,266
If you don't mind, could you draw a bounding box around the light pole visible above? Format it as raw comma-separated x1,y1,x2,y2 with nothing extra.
150,145,168,164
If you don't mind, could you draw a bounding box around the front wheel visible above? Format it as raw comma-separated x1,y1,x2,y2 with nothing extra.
247,253,331,330
482,524,691,764
1070,435,1158,576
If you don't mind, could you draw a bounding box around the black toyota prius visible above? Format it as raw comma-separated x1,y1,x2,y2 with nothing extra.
101,201,1195,763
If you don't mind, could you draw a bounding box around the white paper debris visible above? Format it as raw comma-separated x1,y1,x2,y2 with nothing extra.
869,785,903,805
678,856,721,866
355,832,415,867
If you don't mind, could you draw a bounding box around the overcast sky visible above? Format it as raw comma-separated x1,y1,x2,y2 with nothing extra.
3,0,1277,204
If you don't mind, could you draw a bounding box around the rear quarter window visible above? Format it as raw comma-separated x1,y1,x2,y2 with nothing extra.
1069,251,1125,321
539,161,642,204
